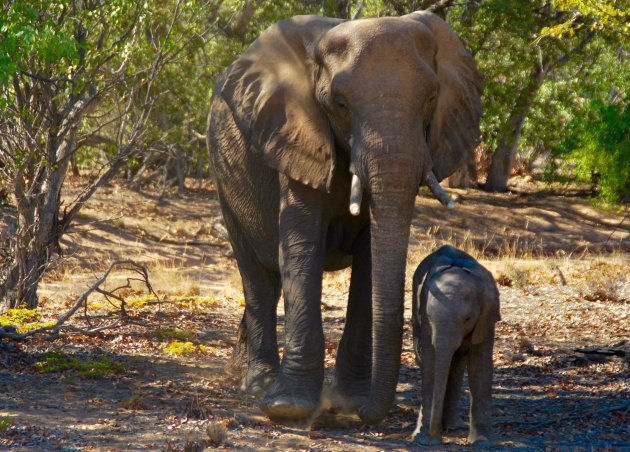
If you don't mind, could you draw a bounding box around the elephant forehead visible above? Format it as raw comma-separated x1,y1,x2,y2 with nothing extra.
426,269,480,304
321,17,435,62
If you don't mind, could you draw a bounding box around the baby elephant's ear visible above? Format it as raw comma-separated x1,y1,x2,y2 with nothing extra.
404,11,483,182
472,270,501,344
219,16,342,192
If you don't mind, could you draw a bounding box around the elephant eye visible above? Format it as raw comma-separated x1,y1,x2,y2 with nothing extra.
334,96,348,110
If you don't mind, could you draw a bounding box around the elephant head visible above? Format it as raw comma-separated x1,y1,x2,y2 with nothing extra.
219,13,482,424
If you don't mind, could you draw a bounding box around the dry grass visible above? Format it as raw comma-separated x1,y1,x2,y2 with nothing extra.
408,227,551,268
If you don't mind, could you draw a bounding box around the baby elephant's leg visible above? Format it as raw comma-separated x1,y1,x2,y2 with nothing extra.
443,350,468,430
467,338,494,445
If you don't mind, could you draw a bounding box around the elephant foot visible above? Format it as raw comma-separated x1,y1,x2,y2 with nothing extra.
240,366,276,399
260,394,316,421
259,373,321,422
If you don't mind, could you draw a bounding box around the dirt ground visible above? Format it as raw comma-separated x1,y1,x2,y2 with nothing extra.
1,177,629,451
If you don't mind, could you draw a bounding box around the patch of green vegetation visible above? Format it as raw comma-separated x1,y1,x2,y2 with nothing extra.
17,320,58,333
0,308,40,326
173,295,218,307
162,340,207,355
0,309,55,334
152,327,197,342
126,294,157,308
0,416,13,435
35,350,125,378
87,300,105,311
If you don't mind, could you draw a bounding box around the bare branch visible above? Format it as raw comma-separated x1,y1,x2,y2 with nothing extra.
0,260,157,340
76,134,117,150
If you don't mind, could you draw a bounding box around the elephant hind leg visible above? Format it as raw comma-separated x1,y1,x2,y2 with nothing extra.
223,206,281,397
225,314,247,379
331,227,372,413
467,339,494,445
239,263,281,398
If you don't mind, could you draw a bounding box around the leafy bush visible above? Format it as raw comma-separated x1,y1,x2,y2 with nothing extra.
551,98,629,203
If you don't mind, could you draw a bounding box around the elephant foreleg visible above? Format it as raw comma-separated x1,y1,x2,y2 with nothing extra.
443,349,467,431
260,176,326,421
331,227,372,412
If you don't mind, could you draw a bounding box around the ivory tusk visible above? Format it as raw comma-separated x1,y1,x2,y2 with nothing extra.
349,174,363,216
425,172,455,208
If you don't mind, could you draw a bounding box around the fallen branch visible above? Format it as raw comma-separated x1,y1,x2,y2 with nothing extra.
0,260,158,340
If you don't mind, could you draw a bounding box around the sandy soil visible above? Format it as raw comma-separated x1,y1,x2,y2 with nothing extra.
1,177,629,450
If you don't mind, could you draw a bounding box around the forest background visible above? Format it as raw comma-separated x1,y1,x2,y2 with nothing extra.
1,0,628,308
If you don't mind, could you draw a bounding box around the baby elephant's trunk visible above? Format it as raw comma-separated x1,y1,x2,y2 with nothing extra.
429,341,454,440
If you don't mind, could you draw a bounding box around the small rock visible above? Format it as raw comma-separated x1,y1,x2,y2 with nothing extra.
503,352,526,362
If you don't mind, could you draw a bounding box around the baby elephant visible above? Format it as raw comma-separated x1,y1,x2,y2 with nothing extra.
411,245,500,446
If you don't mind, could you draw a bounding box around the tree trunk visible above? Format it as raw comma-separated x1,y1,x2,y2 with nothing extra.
232,0,257,40
14,167,69,308
2,130,74,309
485,62,548,192
0,263,19,313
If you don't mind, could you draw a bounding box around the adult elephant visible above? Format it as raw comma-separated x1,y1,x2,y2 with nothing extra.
207,11,482,424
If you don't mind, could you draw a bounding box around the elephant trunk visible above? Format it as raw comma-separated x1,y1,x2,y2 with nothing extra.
358,151,421,424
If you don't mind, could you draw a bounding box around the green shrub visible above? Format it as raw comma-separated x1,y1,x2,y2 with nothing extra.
550,98,629,204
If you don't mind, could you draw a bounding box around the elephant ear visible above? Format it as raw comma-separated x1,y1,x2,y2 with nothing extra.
405,11,483,181
219,16,342,192
471,266,501,344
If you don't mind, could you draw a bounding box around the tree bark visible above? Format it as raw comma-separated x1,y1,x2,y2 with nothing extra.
9,131,74,309
232,0,257,40
484,62,547,192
